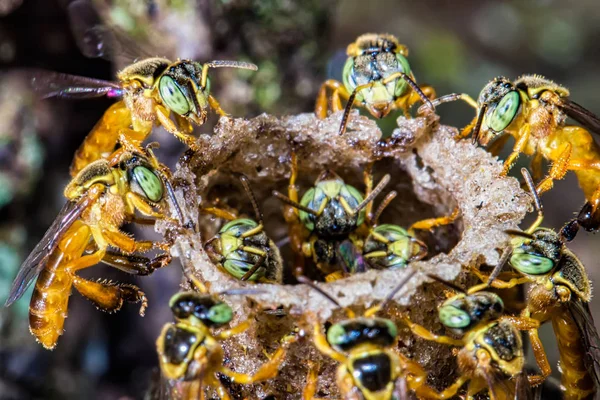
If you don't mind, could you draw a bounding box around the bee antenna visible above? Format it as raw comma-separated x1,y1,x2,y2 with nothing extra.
353,174,391,214
159,172,189,229
425,274,466,294
240,255,265,281
206,60,258,71
472,103,487,144
504,229,534,239
372,191,397,226
297,276,342,308
485,245,513,287
239,175,263,224
521,168,543,214
366,269,417,317
272,191,319,215
218,288,268,296
338,87,360,136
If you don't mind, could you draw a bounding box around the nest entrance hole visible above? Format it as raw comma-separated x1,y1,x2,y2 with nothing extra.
198,157,462,284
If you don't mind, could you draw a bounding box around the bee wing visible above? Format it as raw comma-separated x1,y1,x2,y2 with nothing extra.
566,299,600,388
561,98,600,136
20,69,123,100
336,240,368,274
513,371,536,400
68,0,155,63
5,198,92,306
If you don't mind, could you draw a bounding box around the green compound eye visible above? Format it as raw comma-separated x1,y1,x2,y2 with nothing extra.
158,75,191,115
510,253,554,275
208,303,233,324
488,91,520,132
327,323,346,346
384,319,398,339
393,53,411,97
342,57,356,94
439,305,471,329
133,166,163,202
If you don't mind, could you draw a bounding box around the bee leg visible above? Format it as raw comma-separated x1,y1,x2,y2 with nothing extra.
455,114,479,140
125,191,174,221
466,268,529,294
407,207,459,233
315,80,349,118
525,328,552,386
530,151,545,184
536,143,572,195
72,275,147,316
501,124,530,177
173,113,195,134
207,95,228,117
502,315,551,386
185,380,203,400
103,228,169,254
400,316,464,346
486,133,511,158
215,320,251,340
155,104,201,150
362,162,374,222
302,361,320,399
127,215,158,226
408,375,470,399
205,374,231,400
312,319,348,363
218,334,294,384
101,251,172,276
404,84,437,117
200,206,239,221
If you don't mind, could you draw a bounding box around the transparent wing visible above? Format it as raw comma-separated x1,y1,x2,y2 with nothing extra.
5,198,92,306
336,240,368,274
68,0,155,63
21,69,123,100
567,299,600,388
513,371,535,400
561,98,600,136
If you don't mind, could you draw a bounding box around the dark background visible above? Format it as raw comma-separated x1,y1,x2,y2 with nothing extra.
0,0,599,398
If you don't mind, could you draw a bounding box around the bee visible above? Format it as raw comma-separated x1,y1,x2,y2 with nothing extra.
298,270,440,400
272,154,390,276
401,274,543,400
156,275,296,400
429,75,600,241
202,176,283,283
471,168,600,399
361,190,430,270
315,33,435,135
325,190,432,282
3,143,176,349
27,2,257,176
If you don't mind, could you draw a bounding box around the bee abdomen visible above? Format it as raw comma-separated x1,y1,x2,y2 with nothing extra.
553,310,596,400
29,264,73,350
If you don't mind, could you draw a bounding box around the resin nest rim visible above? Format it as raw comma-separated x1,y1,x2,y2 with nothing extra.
160,111,532,320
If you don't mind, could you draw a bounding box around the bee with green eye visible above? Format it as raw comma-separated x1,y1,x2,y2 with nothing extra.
30,57,257,175
272,154,390,276
156,276,295,400
203,176,282,283
314,33,435,135
470,168,600,399
401,274,545,399
298,271,444,400
428,74,600,242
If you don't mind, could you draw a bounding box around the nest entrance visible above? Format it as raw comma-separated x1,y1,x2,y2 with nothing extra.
198,156,461,284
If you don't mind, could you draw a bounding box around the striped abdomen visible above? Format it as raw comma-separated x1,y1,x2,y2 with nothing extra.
29,221,91,349
553,309,596,400
70,101,151,176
